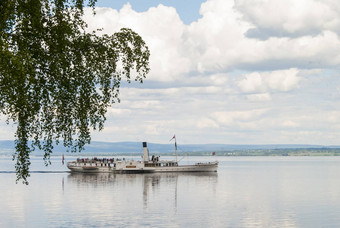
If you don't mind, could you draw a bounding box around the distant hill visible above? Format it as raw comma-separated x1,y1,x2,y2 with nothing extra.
0,140,340,156
0,140,15,155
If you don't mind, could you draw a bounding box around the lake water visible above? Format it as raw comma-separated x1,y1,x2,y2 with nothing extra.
1,156,340,227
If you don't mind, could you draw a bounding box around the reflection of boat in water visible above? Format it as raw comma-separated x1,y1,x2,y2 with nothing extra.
67,172,217,185
66,171,218,213
67,141,218,173
68,172,116,185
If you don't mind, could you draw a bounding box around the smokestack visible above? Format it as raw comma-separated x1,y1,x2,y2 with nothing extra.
143,142,149,162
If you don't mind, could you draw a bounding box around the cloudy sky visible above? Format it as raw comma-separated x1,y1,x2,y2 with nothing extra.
3,0,340,145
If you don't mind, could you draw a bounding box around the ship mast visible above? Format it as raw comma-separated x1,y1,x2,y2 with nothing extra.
170,135,177,163
175,137,177,163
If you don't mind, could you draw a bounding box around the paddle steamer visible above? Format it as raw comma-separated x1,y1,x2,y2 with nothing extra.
67,141,218,173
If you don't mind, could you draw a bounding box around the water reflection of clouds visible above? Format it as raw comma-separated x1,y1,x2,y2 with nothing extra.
213,163,300,227
213,157,340,227
1,178,26,227
1,173,68,227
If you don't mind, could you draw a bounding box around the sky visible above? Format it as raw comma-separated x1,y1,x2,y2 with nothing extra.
2,0,340,145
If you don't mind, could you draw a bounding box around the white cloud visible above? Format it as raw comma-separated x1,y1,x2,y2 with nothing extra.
235,0,340,38
246,93,271,101
107,108,132,116
123,100,162,110
197,118,219,129
84,4,191,82
186,0,340,73
211,109,268,127
281,120,300,128
83,0,340,79
237,68,301,93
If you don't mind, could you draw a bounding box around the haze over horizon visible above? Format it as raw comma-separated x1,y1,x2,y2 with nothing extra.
1,0,340,145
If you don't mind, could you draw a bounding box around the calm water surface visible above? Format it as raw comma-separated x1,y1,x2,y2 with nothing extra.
1,156,340,227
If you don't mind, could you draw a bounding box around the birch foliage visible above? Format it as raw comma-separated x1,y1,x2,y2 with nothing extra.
0,0,150,184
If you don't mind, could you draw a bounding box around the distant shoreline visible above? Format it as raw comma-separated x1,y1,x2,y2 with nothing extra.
2,148,340,157
1,140,340,157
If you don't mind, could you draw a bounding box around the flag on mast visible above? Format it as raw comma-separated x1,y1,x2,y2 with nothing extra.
170,135,176,141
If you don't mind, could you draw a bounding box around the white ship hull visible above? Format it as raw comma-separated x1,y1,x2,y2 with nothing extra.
67,161,218,173
154,163,218,172
67,163,114,173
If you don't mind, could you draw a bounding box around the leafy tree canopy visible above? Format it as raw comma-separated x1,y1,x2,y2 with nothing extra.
0,0,150,184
